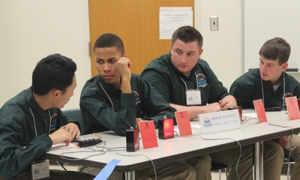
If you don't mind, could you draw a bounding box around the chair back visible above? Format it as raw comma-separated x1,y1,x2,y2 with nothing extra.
63,108,86,135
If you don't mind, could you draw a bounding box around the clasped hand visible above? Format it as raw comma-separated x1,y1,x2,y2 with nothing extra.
49,123,80,145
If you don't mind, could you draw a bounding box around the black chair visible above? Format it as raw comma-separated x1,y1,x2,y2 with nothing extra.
283,156,295,180
211,163,228,180
63,108,85,134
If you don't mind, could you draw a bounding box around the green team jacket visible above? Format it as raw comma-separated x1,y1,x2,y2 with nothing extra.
0,88,75,179
230,69,300,109
141,53,228,106
80,74,175,136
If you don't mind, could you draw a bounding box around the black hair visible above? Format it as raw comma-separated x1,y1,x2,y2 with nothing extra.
259,37,291,65
171,26,203,49
32,54,77,95
94,33,125,56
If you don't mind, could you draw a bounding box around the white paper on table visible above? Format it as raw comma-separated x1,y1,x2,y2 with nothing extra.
51,143,76,149
243,113,258,119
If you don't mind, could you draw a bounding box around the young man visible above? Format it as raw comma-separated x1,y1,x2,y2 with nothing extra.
0,54,94,179
141,26,283,180
230,37,300,180
79,33,212,180
80,33,176,136
142,26,236,120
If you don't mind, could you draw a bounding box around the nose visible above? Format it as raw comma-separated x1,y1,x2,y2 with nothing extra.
180,54,187,64
103,63,111,72
260,64,266,73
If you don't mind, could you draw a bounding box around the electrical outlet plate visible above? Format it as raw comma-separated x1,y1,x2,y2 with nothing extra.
210,16,219,31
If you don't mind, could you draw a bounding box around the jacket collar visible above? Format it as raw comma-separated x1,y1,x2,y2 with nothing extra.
97,75,121,96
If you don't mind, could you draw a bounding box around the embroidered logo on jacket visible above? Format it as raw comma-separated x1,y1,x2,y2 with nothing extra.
50,113,57,134
197,73,208,88
132,91,141,105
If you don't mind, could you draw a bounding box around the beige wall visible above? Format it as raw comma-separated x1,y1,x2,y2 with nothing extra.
195,0,243,89
0,0,91,110
0,0,243,109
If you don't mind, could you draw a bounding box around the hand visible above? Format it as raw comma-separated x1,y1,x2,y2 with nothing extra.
115,57,132,93
61,123,80,139
136,118,144,130
205,102,222,112
219,95,237,110
277,136,291,148
49,128,73,145
115,57,132,79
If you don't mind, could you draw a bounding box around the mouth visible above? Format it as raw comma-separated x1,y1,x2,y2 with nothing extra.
260,73,269,80
261,73,267,77
103,75,113,80
178,64,188,68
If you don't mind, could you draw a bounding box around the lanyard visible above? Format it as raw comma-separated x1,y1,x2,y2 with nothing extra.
179,72,199,91
29,108,51,137
261,73,286,109
99,82,115,111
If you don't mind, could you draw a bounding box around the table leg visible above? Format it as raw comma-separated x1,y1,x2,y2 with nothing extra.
254,141,264,180
125,171,135,180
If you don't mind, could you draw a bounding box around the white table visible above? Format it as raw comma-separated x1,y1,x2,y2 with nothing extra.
47,110,300,180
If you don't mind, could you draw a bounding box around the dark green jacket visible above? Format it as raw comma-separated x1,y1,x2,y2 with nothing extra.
141,53,228,106
0,88,73,179
230,69,300,109
80,74,175,136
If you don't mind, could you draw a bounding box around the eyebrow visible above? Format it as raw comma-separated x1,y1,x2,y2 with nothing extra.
108,57,117,61
260,59,275,65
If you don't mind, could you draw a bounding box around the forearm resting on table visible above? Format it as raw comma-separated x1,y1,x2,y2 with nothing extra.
170,103,217,120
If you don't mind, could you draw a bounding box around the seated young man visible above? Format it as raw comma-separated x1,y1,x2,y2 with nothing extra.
0,54,94,180
230,37,300,180
141,26,283,180
79,33,211,180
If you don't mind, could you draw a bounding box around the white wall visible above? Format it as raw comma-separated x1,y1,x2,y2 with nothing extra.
0,0,244,108
195,0,243,90
0,0,91,110
244,0,300,72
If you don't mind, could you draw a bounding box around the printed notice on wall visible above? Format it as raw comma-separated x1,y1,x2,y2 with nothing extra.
159,7,193,39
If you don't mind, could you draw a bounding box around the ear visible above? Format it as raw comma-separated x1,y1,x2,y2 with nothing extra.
282,62,288,72
170,44,174,55
52,89,60,98
199,48,203,57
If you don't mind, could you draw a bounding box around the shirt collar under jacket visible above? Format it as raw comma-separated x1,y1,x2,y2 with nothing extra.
26,87,48,114
260,71,284,91
97,75,122,97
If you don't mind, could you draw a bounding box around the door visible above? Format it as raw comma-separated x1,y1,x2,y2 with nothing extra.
89,0,194,76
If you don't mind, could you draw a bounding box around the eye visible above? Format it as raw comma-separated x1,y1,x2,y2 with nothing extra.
96,59,104,64
176,50,182,55
187,52,195,57
108,59,117,64
260,60,263,65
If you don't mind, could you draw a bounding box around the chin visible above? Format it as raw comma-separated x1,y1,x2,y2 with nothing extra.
260,75,268,81
59,104,66,109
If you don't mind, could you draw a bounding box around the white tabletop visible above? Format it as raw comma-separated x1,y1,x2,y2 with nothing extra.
47,110,300,173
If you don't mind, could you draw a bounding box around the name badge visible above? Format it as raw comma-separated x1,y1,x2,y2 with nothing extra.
31,159,50,180
186,90,201,105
